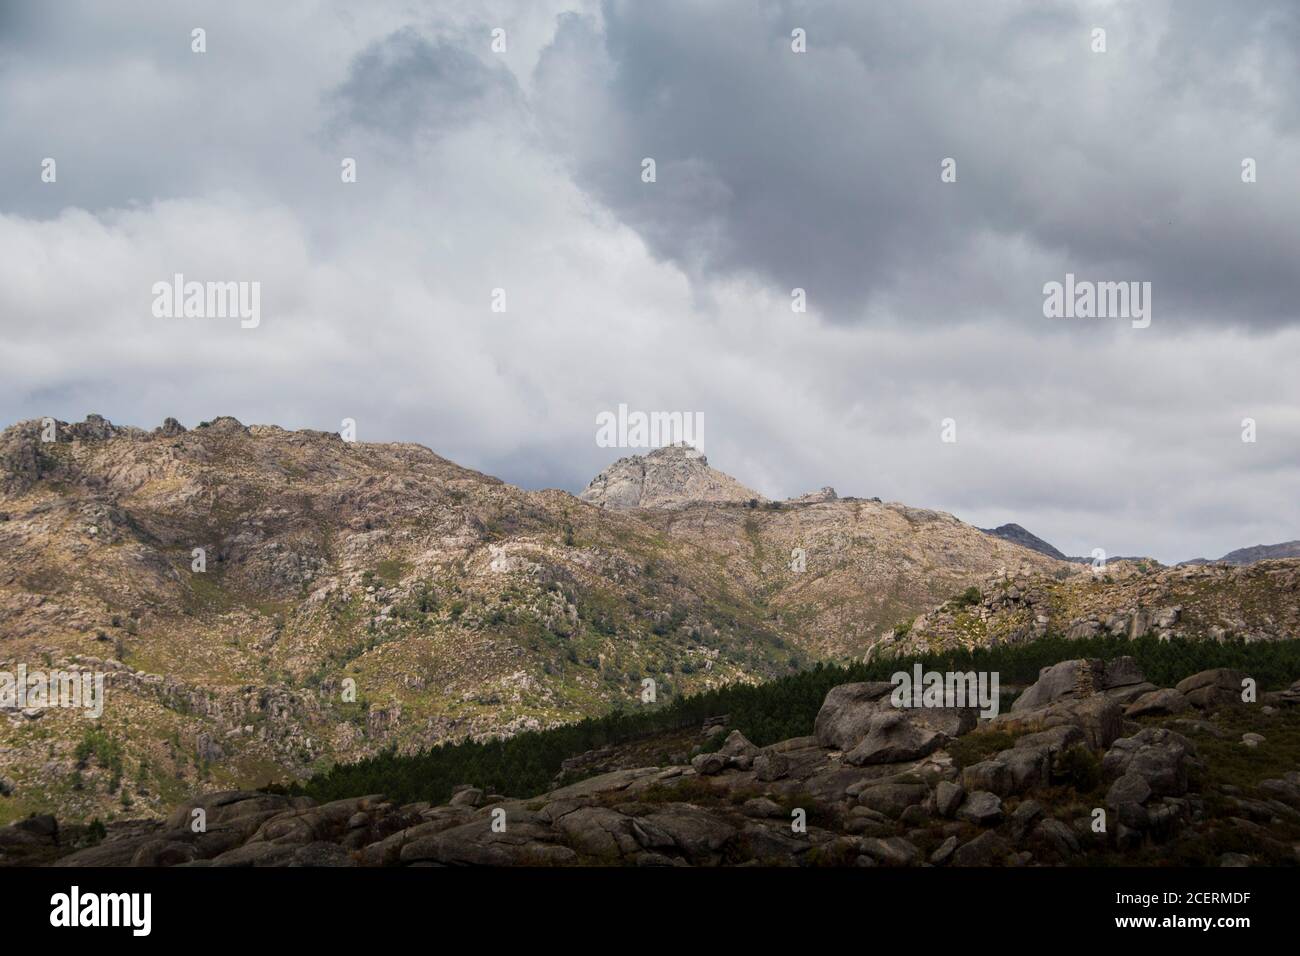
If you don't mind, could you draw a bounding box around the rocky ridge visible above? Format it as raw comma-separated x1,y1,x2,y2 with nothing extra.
1202,541,1300,566
873,559,1300,657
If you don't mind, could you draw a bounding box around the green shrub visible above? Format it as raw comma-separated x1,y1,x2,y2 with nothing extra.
1056,744,1102,792
947,730,1017,770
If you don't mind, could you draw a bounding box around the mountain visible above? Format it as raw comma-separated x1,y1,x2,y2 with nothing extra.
1183,541,1300,566
978,523,1070,561
983,521,1300,569
978,523,1152,565
578,444,765,510
0,416,1067,823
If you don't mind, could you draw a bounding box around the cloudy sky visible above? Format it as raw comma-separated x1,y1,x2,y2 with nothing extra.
1,0,1297,563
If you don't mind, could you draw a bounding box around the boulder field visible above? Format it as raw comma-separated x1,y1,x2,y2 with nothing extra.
5,659,1299,867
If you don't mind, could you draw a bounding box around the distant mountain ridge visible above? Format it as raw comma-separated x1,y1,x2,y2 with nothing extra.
980,522,1297,568
978,523,1070,561
1184,540,1300,566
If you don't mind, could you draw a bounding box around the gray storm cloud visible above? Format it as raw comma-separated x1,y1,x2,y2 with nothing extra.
532,0,1300,329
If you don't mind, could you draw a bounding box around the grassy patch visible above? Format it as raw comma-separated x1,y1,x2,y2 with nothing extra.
946,730,1019,770
1165,704,1300,792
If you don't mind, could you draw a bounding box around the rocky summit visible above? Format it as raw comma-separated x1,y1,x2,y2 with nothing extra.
578,444,766,510
0,415,1066,824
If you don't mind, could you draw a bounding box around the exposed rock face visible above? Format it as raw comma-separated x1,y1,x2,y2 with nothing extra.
578,444,765,510
2,411,1294,842
1011,657,1147,713
964,658,1164,798
1124,688,1190,718
814,682,976,751
1102,728,1198,798
787,487,838,505
1175,669,1248,709
956,791,1003,826
843,712,946,766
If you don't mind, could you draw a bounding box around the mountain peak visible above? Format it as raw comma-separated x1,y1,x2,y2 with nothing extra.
579,444,765,510
979,523,1070,561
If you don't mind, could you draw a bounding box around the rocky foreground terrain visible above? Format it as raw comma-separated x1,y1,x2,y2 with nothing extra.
0,415,1067,823
4,656,1298,867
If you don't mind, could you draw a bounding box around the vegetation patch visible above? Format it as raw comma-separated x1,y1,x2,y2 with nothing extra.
295,634,1300,808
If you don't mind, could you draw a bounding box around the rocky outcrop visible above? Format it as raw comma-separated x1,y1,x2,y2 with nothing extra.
578,444,764,510
1010,657,1148,713
787,487,838,505
1175,668,1249,709
1124,688,1190,717
814,682,976,751
844,712,947,766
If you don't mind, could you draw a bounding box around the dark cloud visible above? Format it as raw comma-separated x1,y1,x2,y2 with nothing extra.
535,0,1300,330
329,28,523,143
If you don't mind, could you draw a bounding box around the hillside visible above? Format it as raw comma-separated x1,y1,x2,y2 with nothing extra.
0,415,1065,823
878,559,1300,657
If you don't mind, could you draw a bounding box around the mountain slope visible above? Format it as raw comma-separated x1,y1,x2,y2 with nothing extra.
0,416,1065,822
641,498,1070,659
877,558,1300,657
